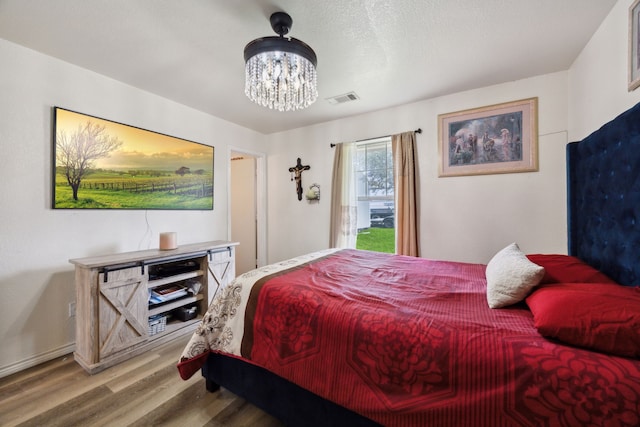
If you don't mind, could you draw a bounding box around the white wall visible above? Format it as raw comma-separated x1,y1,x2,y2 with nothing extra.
568,0,640,140
0,39,265,376
267,72,569,264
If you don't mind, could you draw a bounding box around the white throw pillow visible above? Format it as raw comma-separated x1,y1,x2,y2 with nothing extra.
486,243,545,308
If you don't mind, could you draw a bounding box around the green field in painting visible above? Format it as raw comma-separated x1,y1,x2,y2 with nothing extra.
54,170,213,209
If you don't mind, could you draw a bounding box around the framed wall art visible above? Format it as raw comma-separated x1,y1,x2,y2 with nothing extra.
438,97,538,177
53,107,214,210
630,0,640,91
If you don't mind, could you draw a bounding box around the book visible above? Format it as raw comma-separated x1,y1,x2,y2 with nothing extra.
154,284,186,296
149,284,188,305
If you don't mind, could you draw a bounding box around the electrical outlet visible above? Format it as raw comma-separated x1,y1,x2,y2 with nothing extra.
68,301,76,317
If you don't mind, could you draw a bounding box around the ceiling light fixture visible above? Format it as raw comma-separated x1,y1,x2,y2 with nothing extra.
244,12,318,112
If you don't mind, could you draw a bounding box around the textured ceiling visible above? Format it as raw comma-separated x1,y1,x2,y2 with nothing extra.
0,0,617,134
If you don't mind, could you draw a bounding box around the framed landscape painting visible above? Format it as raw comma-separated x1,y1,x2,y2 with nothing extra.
53,107,214,210
438,97,538,177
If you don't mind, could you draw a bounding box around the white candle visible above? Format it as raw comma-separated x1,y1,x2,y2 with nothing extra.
159,232,177,250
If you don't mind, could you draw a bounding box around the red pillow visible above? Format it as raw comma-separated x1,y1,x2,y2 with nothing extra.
526,254,617,284
525,282,640,358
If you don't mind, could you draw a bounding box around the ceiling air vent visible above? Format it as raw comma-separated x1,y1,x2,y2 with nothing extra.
326,92,360,105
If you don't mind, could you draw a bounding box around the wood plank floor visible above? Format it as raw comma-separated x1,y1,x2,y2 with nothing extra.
0,336,285,427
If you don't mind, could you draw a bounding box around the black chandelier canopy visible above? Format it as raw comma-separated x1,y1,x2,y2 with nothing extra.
243,12,317,66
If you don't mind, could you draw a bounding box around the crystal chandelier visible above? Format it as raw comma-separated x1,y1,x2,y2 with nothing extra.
244,12,318,112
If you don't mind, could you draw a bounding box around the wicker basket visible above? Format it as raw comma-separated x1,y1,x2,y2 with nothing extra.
148,314,167,336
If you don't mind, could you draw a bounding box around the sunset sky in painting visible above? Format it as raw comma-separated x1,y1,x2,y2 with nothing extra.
55,108,213,172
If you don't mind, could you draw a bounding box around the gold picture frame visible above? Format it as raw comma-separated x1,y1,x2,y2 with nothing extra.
629,0,640,91
438,97,538,177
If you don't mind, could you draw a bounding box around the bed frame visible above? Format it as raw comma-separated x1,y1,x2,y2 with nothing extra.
203,353,380,426
203,101,640,425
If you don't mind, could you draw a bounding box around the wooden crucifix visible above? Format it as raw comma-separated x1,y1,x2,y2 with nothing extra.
289,158,310,201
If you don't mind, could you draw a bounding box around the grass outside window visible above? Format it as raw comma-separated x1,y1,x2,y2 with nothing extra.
356,228,395,253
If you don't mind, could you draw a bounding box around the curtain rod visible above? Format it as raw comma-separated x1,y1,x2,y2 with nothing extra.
330,128,422,147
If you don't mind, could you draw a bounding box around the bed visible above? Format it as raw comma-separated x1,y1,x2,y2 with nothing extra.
178,102,640,427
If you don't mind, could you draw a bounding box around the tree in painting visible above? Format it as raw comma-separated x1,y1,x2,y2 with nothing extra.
175,166,191,176
56,121,123,200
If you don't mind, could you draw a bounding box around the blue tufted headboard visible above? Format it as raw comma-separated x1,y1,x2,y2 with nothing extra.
567,101,640,287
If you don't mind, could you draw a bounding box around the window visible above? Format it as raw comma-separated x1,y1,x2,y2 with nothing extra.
355,138,395,253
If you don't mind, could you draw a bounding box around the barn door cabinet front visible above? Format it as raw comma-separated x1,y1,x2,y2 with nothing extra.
97,266,148,358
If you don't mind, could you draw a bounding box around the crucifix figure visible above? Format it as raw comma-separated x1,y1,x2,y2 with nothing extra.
289,158,310,201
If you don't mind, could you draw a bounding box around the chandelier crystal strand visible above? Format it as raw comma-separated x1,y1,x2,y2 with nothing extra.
245,51,317,111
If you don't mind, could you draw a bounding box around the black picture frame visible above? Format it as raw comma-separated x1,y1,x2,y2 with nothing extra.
53,107,214,210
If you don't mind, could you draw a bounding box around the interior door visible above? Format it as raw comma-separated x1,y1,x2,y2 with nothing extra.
231,155,257,275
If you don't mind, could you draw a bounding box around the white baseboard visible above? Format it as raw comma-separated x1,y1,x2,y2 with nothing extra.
0,343,75,379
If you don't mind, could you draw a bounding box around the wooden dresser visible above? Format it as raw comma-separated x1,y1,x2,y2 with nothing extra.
70,240,237,374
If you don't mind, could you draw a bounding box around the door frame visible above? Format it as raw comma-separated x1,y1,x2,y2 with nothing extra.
228,146,267,269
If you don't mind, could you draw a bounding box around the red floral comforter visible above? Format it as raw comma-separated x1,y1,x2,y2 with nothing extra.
178,249,640,427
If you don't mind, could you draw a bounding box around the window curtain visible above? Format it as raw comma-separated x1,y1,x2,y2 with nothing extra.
392,131,420,256
329,142,357,248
